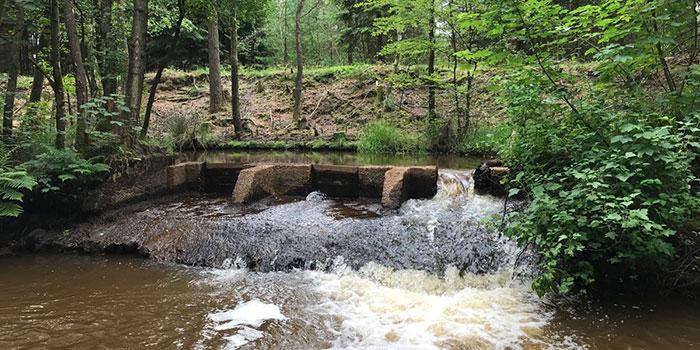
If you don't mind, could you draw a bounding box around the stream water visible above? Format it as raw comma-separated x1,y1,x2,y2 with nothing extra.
1,151,698,349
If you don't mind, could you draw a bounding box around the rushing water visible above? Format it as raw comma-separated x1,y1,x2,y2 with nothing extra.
1,159,699,349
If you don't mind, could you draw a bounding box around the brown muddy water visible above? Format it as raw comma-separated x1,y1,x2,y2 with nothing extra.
1,152,699,349
1,254,698,349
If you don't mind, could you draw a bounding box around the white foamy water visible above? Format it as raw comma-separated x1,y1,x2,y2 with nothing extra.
206,299,287,349
305,260,551,350
192,170,575,349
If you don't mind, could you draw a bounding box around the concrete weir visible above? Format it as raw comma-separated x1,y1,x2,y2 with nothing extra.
166,162,438,209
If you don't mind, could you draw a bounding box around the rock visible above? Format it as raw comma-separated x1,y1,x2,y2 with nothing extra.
312,165,359,198
359,166,391,198
201,163,253,194
381,167,408,209
82,155,177,212
232,164,312,204
166,161,203,191
404,166,439,199
232,165,275,204
474,161,510,196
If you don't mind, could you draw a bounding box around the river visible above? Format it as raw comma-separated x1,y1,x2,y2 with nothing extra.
0,151,698,349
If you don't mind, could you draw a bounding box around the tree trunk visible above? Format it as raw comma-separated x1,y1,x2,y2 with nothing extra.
49,0,66,149
28,33,46,105
282,0,289,67
207,6,223,113
292,0,305,128
142,0,184,138
96,0,117,97
230,7,242,134
117,0,129,94
63,0,90,152
0,0,6,25
2,2,23,139
450,25,460,135
427,0,436,121
122,0,148,146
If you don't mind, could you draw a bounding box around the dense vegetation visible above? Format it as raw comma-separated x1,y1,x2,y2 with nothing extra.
1,0,698,296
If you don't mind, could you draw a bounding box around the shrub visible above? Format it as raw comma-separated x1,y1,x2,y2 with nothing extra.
460,124,512,155
357,121,423,154
500,70,700,295
24,148,110,196
0,143,36,217
166,112,218,150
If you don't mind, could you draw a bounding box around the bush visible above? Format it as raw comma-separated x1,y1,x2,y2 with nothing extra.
166,112,218,150
24,148,110,197
460,124,512,155
357,121,424,154
0,143,36,217
500,69,700,295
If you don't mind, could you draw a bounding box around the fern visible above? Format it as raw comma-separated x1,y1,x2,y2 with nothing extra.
0,143,37,217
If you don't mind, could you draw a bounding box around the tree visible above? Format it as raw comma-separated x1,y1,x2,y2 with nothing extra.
49,0,66,149
122,0,149,145
2,1,24,139
63,0,90,152
230,6,242,133
142,0,186,137
95,0,118,97
292,0,304,128
426,0,435,121
364,0,440,120
208,5,224,113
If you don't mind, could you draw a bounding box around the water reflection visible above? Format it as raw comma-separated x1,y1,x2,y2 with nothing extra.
183,150,484,169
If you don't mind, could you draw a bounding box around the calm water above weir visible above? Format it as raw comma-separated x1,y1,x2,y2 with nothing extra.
184,150,484,169
1,153,699,349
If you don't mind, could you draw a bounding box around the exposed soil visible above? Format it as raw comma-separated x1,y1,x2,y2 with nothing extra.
147,67,503,143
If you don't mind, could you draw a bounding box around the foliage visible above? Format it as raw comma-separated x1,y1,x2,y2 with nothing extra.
23,149,110,196
460,124,512,156
166,112,218,150
0,143,37,217
488,0,700,295
357,121,423,154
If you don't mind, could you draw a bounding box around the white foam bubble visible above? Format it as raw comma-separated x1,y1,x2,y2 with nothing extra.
209,299,287,329
207,299,287,349
307,263,553,350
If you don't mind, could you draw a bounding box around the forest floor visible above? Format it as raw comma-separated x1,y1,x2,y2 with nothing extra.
145,64,504,144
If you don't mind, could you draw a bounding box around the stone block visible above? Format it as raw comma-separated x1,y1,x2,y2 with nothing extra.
358,166,391,198
312,164,359,197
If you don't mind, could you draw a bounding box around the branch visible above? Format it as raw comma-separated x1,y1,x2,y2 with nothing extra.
27,56,55,88
514,3,610,147
301,0,322,18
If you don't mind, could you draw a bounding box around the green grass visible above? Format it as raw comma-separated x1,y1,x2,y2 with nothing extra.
459,123,512,156
357,121,425,154
226,139,356,151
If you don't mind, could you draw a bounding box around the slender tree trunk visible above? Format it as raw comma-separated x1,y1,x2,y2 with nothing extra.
450,25,460,134
96,0,116,96
29,68,44,104
2,2,24,139
63,0,90,152
292,0,305,128
0,0,6,24
142,0,184,137
282,0,289,67
230,7,242,134
122,0,148,146
207,6,223,113
76,7,98,98
117,0,129,94
28,33,46,105
50,0,66,149
426,0,436,121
